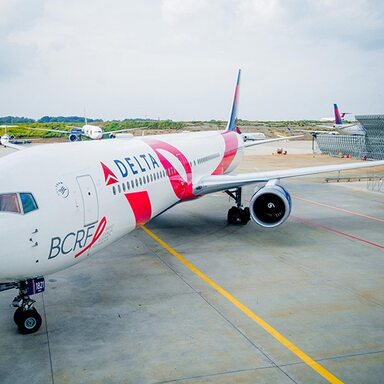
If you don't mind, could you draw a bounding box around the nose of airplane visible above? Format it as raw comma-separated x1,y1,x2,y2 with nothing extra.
1,134,10,146
0,214,28,279
95,130,103,139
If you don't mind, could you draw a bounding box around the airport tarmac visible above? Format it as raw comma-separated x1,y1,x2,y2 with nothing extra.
1,141,384,384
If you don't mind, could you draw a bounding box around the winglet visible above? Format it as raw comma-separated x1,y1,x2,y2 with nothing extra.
334,103,342,125
226,69,241,132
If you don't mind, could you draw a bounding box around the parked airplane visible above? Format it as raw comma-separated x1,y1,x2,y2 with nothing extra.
0,125,17,147
1,70,383,334
318,104,364,135
320,104,352,123
241,132,266,141
29,121,133,142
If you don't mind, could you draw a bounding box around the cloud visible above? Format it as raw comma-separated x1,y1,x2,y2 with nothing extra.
0,0,383,120
161,0,211,25
0,0,44,80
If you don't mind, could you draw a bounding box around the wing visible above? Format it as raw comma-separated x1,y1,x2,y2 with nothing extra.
108,128,138,134
315,125,335,129
27,127,69,134
194,160,384,195
2,142,25,150
315,124,356,130
102,128,141,139
244,135,303,148
103,128,143,137
338,124,360,130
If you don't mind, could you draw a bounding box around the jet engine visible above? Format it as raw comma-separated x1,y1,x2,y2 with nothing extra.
249,181,291,228
108,133,116,139
69,134,79,142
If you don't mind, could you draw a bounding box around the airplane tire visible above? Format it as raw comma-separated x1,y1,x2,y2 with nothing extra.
13,307,24,325
240,207,250,225
16,309,42,334
227,207,240,224
228,207,250,225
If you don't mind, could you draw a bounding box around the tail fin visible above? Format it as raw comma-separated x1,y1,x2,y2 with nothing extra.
226,69,241,132
334,103,342,125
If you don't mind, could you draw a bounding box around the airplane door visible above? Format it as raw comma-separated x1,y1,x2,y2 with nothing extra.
76,175,99,226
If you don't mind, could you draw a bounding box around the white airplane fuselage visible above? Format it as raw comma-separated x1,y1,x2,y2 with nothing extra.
82,124,103,140
0,131,243,281
337,124,365,136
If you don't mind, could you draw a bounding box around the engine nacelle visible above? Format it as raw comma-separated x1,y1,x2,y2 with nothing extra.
249,183,292,228
69,134,79,142
108,133,116,139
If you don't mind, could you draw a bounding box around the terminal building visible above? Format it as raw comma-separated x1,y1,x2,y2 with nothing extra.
315,115,384,160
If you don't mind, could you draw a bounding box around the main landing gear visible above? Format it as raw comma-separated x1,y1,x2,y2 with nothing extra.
225,188,251,225
1,277,45,334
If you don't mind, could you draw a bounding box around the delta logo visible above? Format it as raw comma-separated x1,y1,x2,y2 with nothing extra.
100,153,160,187
101,162,119,186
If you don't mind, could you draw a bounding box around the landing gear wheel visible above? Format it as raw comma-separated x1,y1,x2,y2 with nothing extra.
16,308,42,334
227,206,240,224
240,207,250,225
225,188,250,226
13,307,25,325
227,207,250,225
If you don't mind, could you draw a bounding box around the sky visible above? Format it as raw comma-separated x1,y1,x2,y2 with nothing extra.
1,0,383,121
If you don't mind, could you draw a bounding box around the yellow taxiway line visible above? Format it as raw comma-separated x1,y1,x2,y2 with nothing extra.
141,225,344,384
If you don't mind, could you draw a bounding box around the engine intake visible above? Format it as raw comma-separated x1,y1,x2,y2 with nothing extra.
249,183,291,228
69,134,79,142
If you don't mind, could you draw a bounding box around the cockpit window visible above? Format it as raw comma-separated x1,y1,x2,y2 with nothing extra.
0,192,38,214
0,193,21,213
20,193,38,214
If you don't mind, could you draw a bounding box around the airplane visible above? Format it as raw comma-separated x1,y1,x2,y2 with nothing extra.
28,120,134,142
318,104,364,136
1,70,384,334
320,104,352,123
0,125,18,147
241,132,266,141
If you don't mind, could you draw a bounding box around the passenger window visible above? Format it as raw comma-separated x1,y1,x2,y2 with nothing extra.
20,193,38,214
0,193,21,213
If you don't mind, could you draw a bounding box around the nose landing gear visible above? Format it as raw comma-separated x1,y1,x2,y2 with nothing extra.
1,278,45,334
12,281,43,334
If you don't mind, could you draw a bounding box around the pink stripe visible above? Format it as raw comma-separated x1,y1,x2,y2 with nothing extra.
144,138,194,200
212,132,239,175
292,215,384,250
125,191,152,225
74,216,107,258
